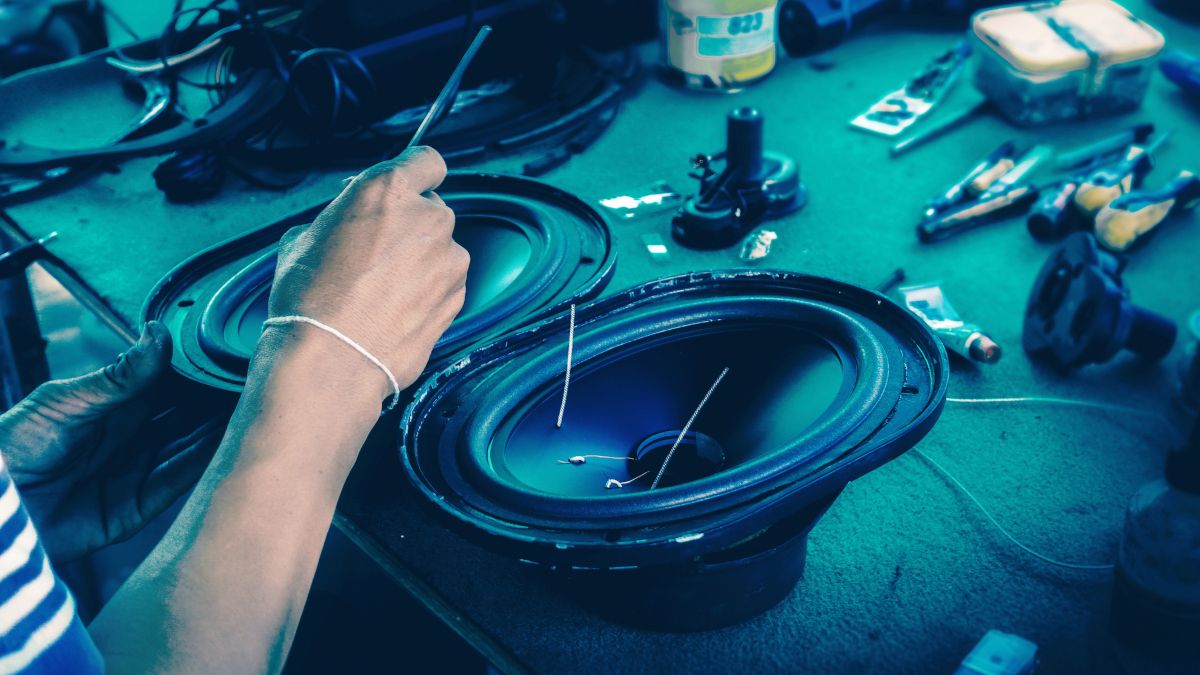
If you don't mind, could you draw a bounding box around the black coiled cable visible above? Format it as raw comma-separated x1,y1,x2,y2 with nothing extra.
153,149,225,203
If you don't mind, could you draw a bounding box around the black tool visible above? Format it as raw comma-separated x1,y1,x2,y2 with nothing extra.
924,141,1015,220
1053,123,1154,171
1024,232,1176,370
777,0,891,56
405,25,492,150
917,184,1038,243
1095,171,1200,251
1027,179,1085,241
0,232,56,277
778,1,1008,57
1074,134,1169,217
672,108,806,249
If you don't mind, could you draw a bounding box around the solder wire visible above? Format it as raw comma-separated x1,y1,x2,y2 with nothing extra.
555,304,575,429
920,394,1172,572
650,367,730,490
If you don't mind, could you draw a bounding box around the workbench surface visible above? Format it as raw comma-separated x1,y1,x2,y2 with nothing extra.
3,2,1198,672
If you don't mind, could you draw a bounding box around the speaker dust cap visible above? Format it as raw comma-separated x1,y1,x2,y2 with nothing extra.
401,270,950,570
142,173,615,391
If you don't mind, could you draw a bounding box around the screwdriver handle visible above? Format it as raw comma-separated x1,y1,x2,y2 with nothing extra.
1095,171,1200,251
1075,145,1154,216
1161,50,1200,96
1027,180,1083,241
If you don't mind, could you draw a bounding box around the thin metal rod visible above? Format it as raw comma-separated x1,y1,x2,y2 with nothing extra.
650,367,730,490
406,25,492,150
555,304,575,429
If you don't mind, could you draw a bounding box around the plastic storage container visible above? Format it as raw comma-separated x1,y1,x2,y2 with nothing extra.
970,0,1164,126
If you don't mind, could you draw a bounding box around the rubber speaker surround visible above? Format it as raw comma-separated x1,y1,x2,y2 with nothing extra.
142,173,615,391
401,270,949,630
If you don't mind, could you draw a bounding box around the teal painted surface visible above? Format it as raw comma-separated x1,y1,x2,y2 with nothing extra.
3,1,1199,671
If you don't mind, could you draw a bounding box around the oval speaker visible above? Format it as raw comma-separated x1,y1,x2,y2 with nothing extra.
401,271,949,631
142,173,615,390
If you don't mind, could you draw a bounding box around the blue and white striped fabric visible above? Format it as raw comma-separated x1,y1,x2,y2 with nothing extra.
0,459,102,674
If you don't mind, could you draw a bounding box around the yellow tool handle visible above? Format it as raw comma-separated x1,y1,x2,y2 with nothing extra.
1074,145,1146,216
1095,170,1200,251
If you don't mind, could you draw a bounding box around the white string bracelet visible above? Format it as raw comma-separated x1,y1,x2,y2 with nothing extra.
263,315,401,412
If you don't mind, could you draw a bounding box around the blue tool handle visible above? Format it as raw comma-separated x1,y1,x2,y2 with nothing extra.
1162,50,1200,95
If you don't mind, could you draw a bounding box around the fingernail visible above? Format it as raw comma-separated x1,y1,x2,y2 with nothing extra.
135,321,166,351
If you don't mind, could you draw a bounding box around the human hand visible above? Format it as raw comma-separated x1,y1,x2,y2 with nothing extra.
266,146,469,398
0,322,223,562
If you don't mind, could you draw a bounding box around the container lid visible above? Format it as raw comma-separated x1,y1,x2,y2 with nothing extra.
973,0,1164,75
142,173,616,391
1053,1,1164,66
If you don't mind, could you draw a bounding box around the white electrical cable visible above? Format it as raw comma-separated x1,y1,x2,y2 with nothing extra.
946,396,1164,422
914,449,1114,571
263,316,400,412
928,393,1158,571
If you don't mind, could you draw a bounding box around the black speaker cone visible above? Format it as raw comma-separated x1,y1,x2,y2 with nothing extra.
401,271,949,629
143,173,615,391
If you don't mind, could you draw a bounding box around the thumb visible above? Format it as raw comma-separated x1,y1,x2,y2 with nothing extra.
63,321,173,409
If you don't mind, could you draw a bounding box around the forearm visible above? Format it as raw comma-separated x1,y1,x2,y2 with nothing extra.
88,328,382,674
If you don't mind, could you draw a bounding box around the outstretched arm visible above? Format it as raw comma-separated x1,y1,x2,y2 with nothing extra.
87,146,469,674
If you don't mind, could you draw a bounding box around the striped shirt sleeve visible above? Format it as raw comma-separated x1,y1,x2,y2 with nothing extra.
0,458,103,674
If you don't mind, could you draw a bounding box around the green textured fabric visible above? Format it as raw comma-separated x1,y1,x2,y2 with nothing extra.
3,1,1199,672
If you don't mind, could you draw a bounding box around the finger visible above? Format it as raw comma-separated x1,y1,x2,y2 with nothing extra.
422,190,445,206
384,145,447,194
139,418,224,518
422,197,456,235
55,321,173,410
278,224,307,250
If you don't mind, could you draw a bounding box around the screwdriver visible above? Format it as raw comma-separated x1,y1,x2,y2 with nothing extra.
1027,129,1159,241
1053,123,1154,171
976,144,1052,201
1095,171,1200,251
1028,150,1127,241
923,141,1015,220
918,184,1039,243
1074,134,1169,216
917,145,1049,242
0,231,57,277
405,25,492,151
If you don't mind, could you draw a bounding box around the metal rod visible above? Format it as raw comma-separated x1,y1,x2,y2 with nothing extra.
405,25,492,151
874,267,906,294
650,367,730,490
890,99,987,157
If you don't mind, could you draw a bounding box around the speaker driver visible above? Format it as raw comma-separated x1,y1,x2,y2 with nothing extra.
143,173,615,391
401,270,949,630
